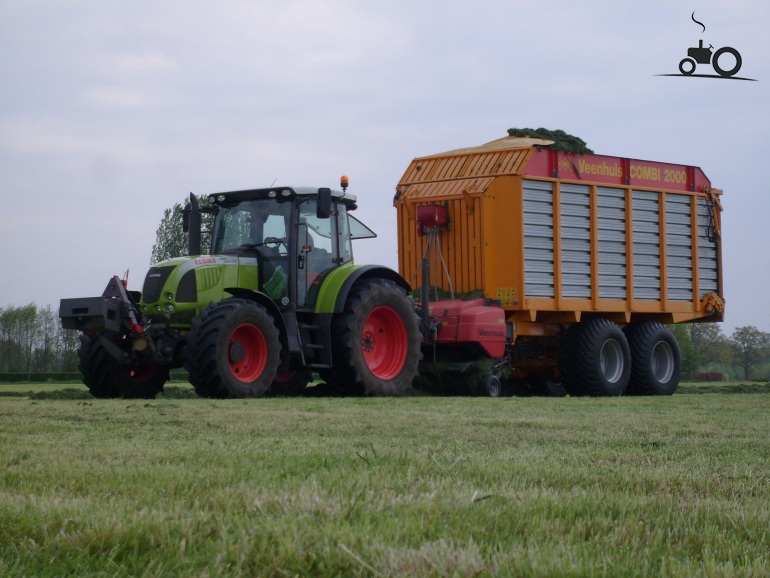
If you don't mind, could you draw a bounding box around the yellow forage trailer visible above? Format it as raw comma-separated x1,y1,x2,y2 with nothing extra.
395,137,724,396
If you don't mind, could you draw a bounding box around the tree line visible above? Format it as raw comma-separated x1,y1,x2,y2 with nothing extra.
1,299,769,380
0,303,80,374
671,323,770,380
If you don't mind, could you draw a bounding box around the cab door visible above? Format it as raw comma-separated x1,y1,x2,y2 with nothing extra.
297,199,338,307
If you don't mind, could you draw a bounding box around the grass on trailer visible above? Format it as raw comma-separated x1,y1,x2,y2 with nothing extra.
0,388,768,577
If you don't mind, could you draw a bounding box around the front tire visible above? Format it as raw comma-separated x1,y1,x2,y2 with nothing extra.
185,299,281,398
331,279,421,396
78,334,167,399
624,322,681,395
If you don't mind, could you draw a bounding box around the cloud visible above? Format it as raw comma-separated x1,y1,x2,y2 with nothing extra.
105,51,177,75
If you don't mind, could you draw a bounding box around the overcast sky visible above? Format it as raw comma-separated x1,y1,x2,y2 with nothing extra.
1,1,768,335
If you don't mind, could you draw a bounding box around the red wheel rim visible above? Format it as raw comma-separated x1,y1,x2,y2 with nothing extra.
361,306,408,380
228,323,267,382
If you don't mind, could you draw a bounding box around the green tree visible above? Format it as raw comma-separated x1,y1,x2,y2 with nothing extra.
669,324,698,373
0,303,37,373
689,323,731,367
507,127,594,154
0,303,80,374
150,195,214,265
730,326,770,380
150,202,187,265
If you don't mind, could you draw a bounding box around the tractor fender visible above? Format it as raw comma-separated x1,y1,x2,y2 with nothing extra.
326,265,411,314
224,288,291,361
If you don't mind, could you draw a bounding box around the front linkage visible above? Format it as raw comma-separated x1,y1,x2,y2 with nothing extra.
60,276,175,398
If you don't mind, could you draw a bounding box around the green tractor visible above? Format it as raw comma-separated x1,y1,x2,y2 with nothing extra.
60,183,422,398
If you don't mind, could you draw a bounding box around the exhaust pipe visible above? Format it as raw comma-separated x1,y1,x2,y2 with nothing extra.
184,193,201,256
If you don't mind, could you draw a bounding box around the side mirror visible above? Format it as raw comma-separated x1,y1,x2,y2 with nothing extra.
317,187,332,219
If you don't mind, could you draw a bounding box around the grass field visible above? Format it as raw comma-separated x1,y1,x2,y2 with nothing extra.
1,383,769,577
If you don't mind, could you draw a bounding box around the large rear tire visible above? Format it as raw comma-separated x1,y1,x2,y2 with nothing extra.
562,318,630,396
331,279,421,396
78,334,167,399
185,299,281,398
624,321,681,395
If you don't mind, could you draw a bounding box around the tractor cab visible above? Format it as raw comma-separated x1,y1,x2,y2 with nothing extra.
202,186,376,309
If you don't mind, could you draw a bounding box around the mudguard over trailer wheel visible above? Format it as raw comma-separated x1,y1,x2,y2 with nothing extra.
623,321,681,395
185,299,281,398
331,279,421,396
77,334,168,399
562,318,631,396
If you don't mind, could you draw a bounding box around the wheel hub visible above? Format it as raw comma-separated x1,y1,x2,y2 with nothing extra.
600,339,624,384
651,340,675,383
227,322,268,382
229,341,245,364
362,332,376,353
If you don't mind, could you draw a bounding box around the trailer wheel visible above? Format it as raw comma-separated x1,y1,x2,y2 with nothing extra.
269,369,313,396
624,322,681,395
185,299,281,398
77,334,167,399
564,318,630,396
331,279,421,396
479,374,502,398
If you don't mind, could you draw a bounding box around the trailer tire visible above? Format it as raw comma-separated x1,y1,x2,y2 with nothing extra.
78,334,167,399
564,318,630,396
185,299,281,398
479,374,502,398
331,279,421,396
624,322,681,395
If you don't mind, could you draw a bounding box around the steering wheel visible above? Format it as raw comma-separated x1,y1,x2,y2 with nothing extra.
263,236,288,253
